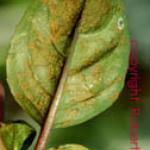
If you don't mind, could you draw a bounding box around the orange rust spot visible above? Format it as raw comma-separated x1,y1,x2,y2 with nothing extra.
109,92,120,101
79,0,112,33
119,34,125,45
108,76,123,87
68,109,79,118
15,93,24,100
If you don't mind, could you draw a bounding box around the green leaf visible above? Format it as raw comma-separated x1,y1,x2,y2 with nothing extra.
7,0,130,128
0,121,36,150
48,144,90,150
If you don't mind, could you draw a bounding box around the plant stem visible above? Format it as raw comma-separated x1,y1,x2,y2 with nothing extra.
35,29,80,150
0,137,6,150
34,1,86,147
35,59,69,150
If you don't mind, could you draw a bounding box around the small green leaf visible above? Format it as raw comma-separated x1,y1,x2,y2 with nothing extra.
48,144,90,150
0,121,36,150
7,0,130,128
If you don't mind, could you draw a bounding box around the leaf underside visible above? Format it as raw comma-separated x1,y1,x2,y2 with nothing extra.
7,0,130,128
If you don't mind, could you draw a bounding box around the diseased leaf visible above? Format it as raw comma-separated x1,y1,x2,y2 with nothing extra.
48,144,90,150
0,121,36,150
7,0,130,128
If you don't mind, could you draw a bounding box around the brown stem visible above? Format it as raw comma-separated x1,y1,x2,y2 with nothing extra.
35,60,69,150
35,29,80,149
34,1,86,148
0,137,6,150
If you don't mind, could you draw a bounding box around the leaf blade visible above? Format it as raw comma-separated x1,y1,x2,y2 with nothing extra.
48,144,90,150
7,0,130,128
0,121,36,150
